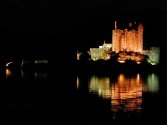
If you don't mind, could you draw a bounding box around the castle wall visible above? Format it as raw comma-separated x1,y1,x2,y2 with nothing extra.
112,22,144,53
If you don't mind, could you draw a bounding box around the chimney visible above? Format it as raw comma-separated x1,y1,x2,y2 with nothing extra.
115,21,117,29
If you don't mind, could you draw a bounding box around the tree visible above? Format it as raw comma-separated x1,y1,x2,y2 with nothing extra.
79,52,91,61
147,47,160,65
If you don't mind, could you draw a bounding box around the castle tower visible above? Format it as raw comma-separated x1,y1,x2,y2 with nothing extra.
115,20,117,29
137,23,144,52
112,21,144,53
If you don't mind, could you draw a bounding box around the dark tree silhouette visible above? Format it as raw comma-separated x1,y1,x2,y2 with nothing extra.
79,52,91,61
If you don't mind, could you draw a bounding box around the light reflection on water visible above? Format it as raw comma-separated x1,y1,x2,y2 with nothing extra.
35,72,47,79
77,73,159,113
6,69,14,78
6,69,48,79
145,73,159,92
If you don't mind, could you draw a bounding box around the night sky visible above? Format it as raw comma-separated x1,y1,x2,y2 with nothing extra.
77,0,167,50
0,1,166,57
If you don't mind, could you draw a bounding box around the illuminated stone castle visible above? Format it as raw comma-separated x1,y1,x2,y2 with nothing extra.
112,21,144,53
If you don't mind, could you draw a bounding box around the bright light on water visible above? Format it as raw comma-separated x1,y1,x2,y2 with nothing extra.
146,73,159,93
76,77,79,90
77,73,160,113
89,76,111,99
6,69,13,78
88,74,143,112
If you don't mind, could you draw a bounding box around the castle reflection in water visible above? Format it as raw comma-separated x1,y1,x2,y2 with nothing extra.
77,73,159,112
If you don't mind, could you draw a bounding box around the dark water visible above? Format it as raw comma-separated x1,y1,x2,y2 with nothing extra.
1,68,165,124
0,68,48,125
75,72,165,124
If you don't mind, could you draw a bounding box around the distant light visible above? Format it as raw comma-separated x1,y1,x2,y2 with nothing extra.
150,62,156,65
6,62,14,67
35,60,48,64
118,60,125,63
6,69,13,78
136,61,141,64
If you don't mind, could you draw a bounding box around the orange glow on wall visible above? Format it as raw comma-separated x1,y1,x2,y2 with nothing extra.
112,21,143,53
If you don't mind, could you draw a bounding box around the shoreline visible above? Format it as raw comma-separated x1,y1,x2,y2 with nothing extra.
75,60,159,75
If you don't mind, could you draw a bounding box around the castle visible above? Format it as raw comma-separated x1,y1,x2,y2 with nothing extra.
112,21,144,53
77,21,160,65
88,21,144,60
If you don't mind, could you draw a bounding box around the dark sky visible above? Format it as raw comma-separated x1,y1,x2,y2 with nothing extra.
0,0,166,54
77,0,167,50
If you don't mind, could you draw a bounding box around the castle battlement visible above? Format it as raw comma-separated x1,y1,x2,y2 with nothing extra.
112,21,144,53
